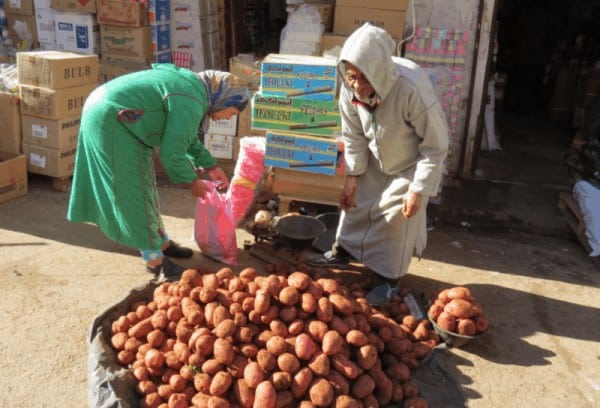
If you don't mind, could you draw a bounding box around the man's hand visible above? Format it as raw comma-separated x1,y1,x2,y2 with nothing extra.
339,176,358,211
402,192,422,218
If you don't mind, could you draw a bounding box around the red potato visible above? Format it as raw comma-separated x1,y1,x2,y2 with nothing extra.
287,271,311,290
446,286,472,300
144,348,165,369
457,318,477,336
443,298,476,319
301,293,318,314
210,371,233,396
307,320,329,342
254,290,271,314
213,338,235,365
295,333,318,360
266,335,288,356
243,361,264,388
288,319,304,336
215,319,236,339
233,379,255,408
346,330,369,347
436,311,457,332
325,370,350,395
475,314,490,333
329,316,350,336
356,344,378,370
331,354,363,380
256,349,277,372
129,318,154,339
278,352,301,374
309,378,334,407
291,367,314,400
111,332,129,350
270,371,293,391
329,294,354,316
351,374,376,400
321,330,344,356
253,381,277,408
307,352,330,377
316,298,334,323
279,286,300,306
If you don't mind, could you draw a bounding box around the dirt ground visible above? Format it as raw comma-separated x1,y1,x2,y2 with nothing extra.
0,175,599,408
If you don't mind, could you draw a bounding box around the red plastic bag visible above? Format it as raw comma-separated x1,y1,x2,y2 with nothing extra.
194,180,238,265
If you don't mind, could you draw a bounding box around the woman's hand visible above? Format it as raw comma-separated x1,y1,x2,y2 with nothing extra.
208,167,230,190
191,179,208,197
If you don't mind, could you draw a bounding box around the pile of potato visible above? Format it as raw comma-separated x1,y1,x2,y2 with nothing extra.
427,286,490,336
109,266,438,408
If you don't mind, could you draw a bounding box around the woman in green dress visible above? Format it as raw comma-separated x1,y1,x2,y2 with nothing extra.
67,64,249,277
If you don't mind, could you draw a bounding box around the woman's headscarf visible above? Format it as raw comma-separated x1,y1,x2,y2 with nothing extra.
196,70,250,114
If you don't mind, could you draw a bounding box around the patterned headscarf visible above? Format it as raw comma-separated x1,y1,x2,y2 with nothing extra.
195,70,250,114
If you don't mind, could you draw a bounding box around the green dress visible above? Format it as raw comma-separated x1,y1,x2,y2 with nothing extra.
67,64,217,251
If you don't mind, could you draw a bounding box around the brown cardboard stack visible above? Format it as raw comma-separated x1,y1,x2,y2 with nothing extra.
170,0,223,71
97,0,171,81
321,0,409,55
5,0,38,50
17,51,99,178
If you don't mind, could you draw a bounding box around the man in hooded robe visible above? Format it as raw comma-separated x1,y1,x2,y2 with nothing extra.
305,23,449,305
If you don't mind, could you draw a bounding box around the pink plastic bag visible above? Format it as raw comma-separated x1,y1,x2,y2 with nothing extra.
194,180,238,265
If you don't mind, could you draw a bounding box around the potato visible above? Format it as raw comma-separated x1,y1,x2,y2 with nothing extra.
243,362,265,388
169,374,187,393
307,320,329,342
227,354,250,379
307,352,330,377
266,335,289,356
111,332,129,350
208,395,230,408
351,374,376,399
427,303,443,321
334,395,361,408
309,378,334,407
279,306,298,323
329,294,354,316
254,290,271,314
254,381,277,408
374,376,393,406
444,298,476,319
412,320,430,341
117,350,135,365
202,274,220,291
295,333,318,361
356,344,378,370
210,371,233,396
136,379,157,396
279,286,300,306
256,349,277,372
181,297,203,326
475,314,489,333
288,319,304,336
144,348,165,369
269,319,289,338
316,278,339,295
328,316,350,336
321,330,344,356
287,271,311,291
239,267,257,283
316,298,334,323
233,379,255,408
446,286,472,300
278,352,301,374
402,381,419,399
275,390,294,408
436,311,456,332
270,371,292,391
346,329,369,347
212,305,232,328
331,354,363,380
202,359,224,376
300,293,317,314
291,367,314,400
325,370,350,395
385,362,410,383
239,343,259,359
215,319,237,339
129,317,154,339
457,318,477,336
213,338,235,365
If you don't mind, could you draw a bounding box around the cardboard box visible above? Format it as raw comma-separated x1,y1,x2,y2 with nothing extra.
0,92,22,154
96,0,149,27
54,11,100,55
3,0,34,15
101,25,153,58
202,133,233,159
207,115,237,136
33,0,57,46
229,55,261,90
99,59,150,83
272,166,344,207
21,114,80,149
7,13,38,43
335,0,409,11
261,54,338,101
333,6,406,39
22,143,76,177
148,0,170,23
19,83,97,120
252,93,341,137
304,1,334,31
0,150,28,204
265,131,339,175
17,51,99,89
151,22,171,53
50,0,96,14
320,33,348,54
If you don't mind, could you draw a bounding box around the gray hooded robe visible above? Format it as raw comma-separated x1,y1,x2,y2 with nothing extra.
336,23,449,280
